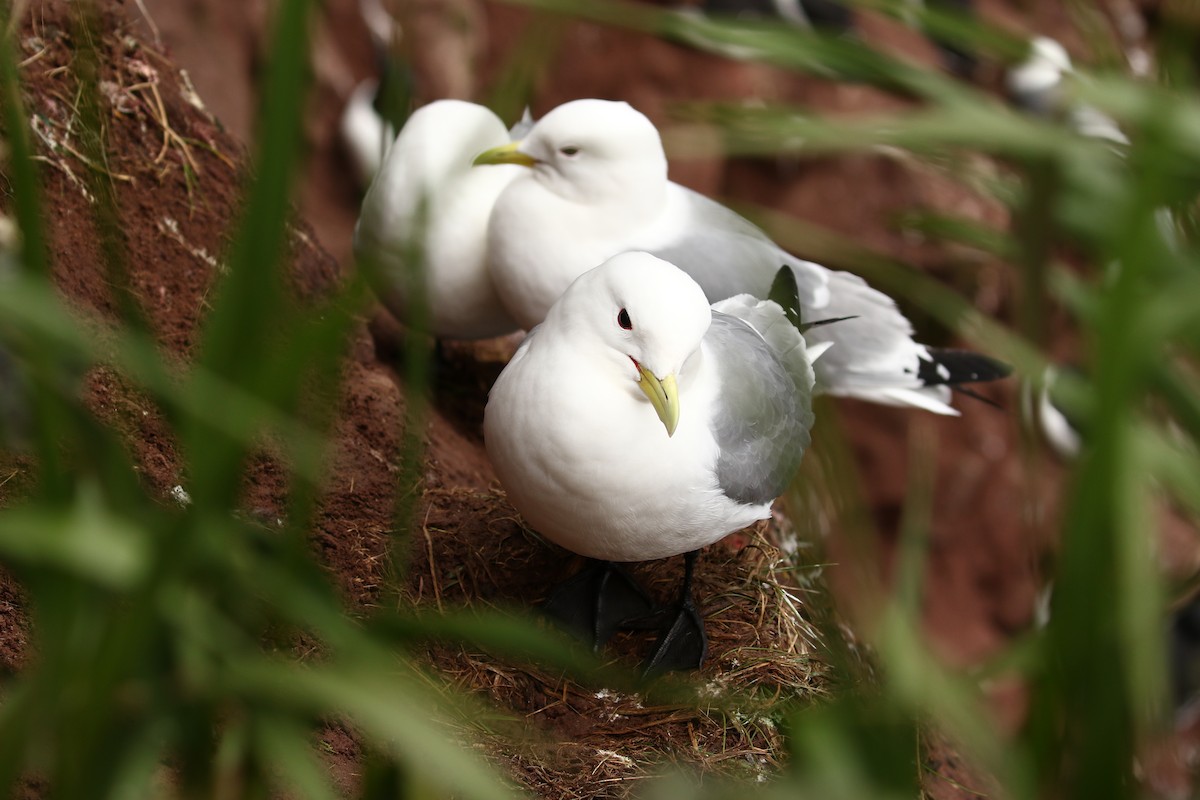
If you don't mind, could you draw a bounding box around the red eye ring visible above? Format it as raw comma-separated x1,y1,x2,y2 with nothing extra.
617,308,632,330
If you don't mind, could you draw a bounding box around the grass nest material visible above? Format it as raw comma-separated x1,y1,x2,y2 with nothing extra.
406,485,832,796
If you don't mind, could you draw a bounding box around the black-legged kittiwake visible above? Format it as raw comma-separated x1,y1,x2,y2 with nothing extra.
354,100,525,340
474,98,1008,415
484,251,820,672
1006,36,1129,145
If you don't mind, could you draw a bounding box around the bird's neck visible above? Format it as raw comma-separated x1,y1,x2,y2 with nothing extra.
536,161,667,223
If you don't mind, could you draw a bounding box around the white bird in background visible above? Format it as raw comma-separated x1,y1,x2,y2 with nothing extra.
340,0,408,187
485,252,820,672
354,100,524,340
340,0,532,191
1006,36,1072,115
0,214,28,448
1011,35,1178,458
1020,365,1083,461
474,98,1008,415
341,78,396,188
1006,36,1129,145
1010,38,1200,701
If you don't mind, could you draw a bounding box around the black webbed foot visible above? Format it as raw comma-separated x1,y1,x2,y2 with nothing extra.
542,560,654,651
639,596,708,676
621,550,709,676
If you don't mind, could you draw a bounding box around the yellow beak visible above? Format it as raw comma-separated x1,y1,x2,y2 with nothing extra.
636,364,680,437
472,141,538,168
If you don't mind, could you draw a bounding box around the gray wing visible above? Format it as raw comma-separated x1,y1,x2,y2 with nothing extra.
653,186,948,408
650,185,832,308
705,312,812,506
801,269,921,387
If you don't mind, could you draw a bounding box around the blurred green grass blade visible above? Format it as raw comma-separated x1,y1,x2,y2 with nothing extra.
1140,271,1200,345
0,10,48,280
1,1,1194,797
241,278,370,532
195,0,313,375
874,608,1029,794
749,204,1041,373
67,3,159,346
674,100,1101,161
237,551,367,652
254,716,339,800
893,211,1018,261
0,276,331,486
350,232,432,588
372,608,628,683
105,719,172,800
1041,128,1174,799
486,15,565,123
783,399,882,692
186,0,315,508
783,694,920,799
1046,265,1101,327
0,485,150,588
1152,4,1200,87
0,10,74,492
211,715,252,799
0,681,34,798
857,0,1029,62
360,749,405,800
376,50,415,134
1137,423,1200,522
1047,444,1146,798
229,657,521,800
502,0,977,102
1148,364,1200,448
1080,77,1200,166
1106,122,1181,732
157,572,268,659
395,238,433,587
892,421,935,619
1013,159,1060,347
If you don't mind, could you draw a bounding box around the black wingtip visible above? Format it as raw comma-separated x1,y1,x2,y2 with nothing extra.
919,347,1012,387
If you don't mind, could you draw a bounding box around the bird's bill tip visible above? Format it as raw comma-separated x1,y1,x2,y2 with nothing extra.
472,141,537,168
636,366,679,437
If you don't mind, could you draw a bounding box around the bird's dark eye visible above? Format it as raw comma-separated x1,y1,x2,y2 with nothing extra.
617,308,632,330
559,146,580,157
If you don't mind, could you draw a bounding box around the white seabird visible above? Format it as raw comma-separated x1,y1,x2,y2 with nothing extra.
1006,36,1129,146
475,98,1007,414
354,100,524,340
339,0,407,187
484,251,820,671
340,78,396,188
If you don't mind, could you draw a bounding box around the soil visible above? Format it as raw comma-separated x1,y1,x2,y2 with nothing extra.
0,0,1194,798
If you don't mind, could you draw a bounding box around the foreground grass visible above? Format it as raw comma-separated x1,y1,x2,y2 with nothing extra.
0,0,1198,798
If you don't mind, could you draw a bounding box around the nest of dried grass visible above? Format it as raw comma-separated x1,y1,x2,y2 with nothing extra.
406,485,833,797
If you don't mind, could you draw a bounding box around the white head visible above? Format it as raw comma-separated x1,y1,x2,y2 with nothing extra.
393,100,511,181
474,99,668,206
1007,36,1074,111
547,252,711,436
1029,37,1073,73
